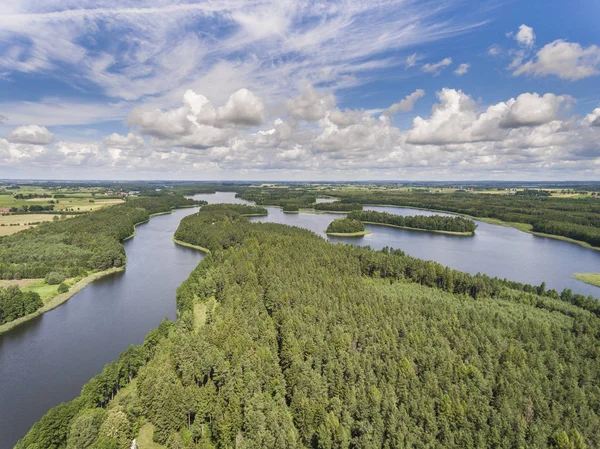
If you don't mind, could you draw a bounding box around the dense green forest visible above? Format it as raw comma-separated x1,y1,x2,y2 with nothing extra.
0,285,43,325
347,211,477,234
320,189,600,248
325,218,366,235
235,188,317,208
19,205,600,449
200,204,268,216
0,195,196,280
314,202,363,212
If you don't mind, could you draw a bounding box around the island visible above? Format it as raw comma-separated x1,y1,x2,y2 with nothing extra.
347,210,477,235
325,218,371,236
572,273,600,288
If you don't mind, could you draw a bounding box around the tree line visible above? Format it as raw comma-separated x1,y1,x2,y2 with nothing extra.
0,195,196,281
0,285,43,325
317,188,600,248
325,218,366,234
314,202,363,212
347,210,477,234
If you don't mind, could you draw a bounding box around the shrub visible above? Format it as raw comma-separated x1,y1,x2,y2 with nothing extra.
45,272,67,285
58,283,69,294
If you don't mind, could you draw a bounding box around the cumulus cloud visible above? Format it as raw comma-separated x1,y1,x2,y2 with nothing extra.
2,86,600,179
286,86,336,122
384,89,425,115
7,125,54,145
454,63,470,76
515,25,535,47
513,40,600,80
128,88,265,150
422,57,452,75
103,133,145,150
406,89,574,145
216,88,265,126
585,108,600,127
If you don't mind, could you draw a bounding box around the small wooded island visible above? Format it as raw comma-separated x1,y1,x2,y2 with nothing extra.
347,210,477,235
314,201,363,212
325,218,371,236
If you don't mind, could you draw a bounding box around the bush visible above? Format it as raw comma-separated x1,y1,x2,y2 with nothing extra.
45,271,67,285
57,283,69,294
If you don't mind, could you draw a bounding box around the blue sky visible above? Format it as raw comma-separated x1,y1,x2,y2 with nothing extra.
0,0,599,180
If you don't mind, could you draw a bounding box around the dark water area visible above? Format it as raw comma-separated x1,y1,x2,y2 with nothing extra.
194,192,599,298
0,207,204,449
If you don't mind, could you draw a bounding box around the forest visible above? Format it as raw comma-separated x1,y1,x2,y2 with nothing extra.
199,204,268,216
314,202,363,212
0,285,43,325
347,211,477,234
319,189,600,248
0,195,196,281
19,205,600,449
325,218,366,235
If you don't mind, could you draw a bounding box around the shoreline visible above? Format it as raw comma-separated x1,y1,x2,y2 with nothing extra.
0,205,199,335
172,238,211,253
572,273,600,288
0,267,123,335
361,204,599,251
361,221,474,236
326,230,372,237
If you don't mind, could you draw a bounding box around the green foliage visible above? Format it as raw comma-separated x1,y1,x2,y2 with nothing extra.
282,204,299,212
0,285,42,324
235,188,317,209
0,195,195,281
66,408,107,449
45,271,67,285
347,210,477,233
200,204,267,216
57,282,70,294
325,218,365,234
313,202,363,212
20,205,600,449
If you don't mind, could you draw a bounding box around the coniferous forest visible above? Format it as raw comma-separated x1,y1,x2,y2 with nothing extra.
17,205,600,449
347,210,477,234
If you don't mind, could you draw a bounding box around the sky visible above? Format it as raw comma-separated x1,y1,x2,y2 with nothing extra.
0,0,599,181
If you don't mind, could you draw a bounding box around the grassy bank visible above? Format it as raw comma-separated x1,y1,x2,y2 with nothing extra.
172,237,211,253
0,267,123,335
326,230,372,237
572,273,600,288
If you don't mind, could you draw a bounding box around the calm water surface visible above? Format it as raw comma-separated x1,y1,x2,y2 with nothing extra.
0,207,204,449
194,192,599,297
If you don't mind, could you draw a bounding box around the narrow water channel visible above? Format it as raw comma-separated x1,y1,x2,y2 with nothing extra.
0,207,204,449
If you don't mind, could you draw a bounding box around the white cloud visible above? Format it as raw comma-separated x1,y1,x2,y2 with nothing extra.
286,85,336,122
216,88,265,126
406,89,574,145
585,108,600,127
405,53,419,68
454,63,470,76
0,0,485,106
515,24,535,47
499,93,573,128
7,125,54,145
384,89,425,115
422,57,452,75
488,45,501,56
513,40,600,81
102,133,145,150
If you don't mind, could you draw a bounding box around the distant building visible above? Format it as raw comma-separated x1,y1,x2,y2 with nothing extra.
0,208,9,213
128,190,140,195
